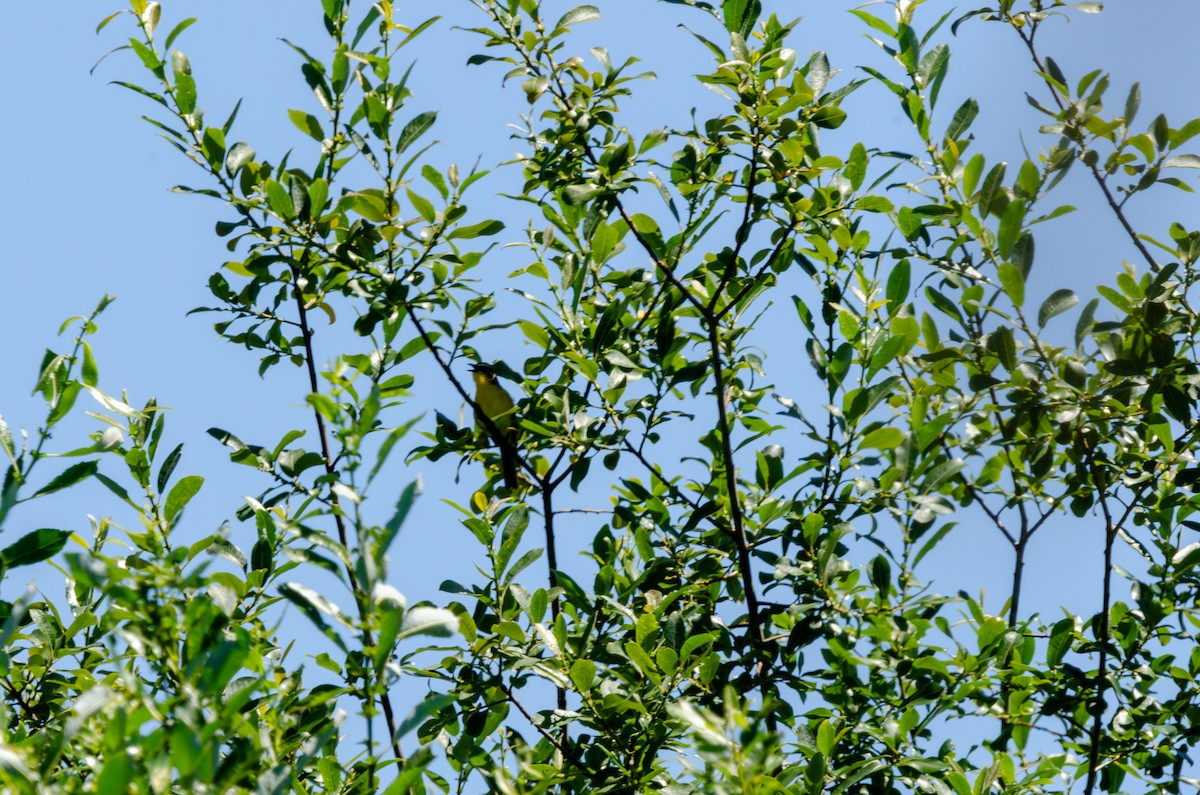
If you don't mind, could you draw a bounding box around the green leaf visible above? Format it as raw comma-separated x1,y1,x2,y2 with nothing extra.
495,505,529,576
603,349,643,373
398,606,459,639
945,97,978,142
288,109,325,141
85,386,146,420
1016,159,1040,199
917,43,949,108
528,589,548,624
207,426,247,452
80,342,99,387
1171,542,1200,571
996,199,1026,258
849,9,895,38
266,180,295,219
129,38,162,73
1029,204,1075,225
1104,359,1144,376
396,111,437,155
32,461,98,498
1123,81,1140,125
869,554,891,594
925,287,963,325
164,475,204,524
308,178,329,215
1163,154,1200,169
923,458,965,491
394,693,456,741
503,548,544,585
0,529,72,568
969,373,1003,391
157,443,183,493
96,754,133,794
812,105,847,129
817,721,837,756
221,97,244,135
679,632,717,661
555,5,601,29
47,382,81,427
988,326,1017,371
421,164,448,199
522,75,550,104
374,598,403,672
1171,118,1200,149
0,415,13,461
379,481,419,567
201,126,225,169
831,759,889,794
978,162,1007,216
290,177,310,221
163,17,198,52
563,183,603,205
639,127,670,154
174,73,197,115
93,471,136,508
1038,289,1078,327
251,537,273,573
913,522,957,567
861,427,903,450
224,141,255,176
406,189,436,223
1075,297,1099,348
855,195,893,213
1046,618,1074,666
96,11,123,34
35,351,67,400
447,219,505,240
847,377,902,423
844,143,867,191
807,51,831,95
279,582,348,652
723,0,762,37
997,261,1025,307
207,537,247,570
624,640,660,681
570,659,597,691
962,154,985,196
886,259,910,312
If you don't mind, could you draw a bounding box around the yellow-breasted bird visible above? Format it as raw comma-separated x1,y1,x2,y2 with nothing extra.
469,362,519,489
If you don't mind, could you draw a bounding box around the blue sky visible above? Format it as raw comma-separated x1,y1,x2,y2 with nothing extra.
3,0,1200,697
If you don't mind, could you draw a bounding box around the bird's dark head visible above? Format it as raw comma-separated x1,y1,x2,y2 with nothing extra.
470,362,498,383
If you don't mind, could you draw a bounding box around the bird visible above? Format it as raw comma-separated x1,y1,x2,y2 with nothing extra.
469,362,519,489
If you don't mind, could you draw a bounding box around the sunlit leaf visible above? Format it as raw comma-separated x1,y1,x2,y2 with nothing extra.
0,529,72,568
1038,289,1078,327
555,5,601,29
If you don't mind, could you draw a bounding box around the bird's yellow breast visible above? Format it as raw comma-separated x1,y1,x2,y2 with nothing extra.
474,372,515,432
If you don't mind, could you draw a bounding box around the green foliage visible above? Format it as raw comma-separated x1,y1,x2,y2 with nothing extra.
4,0,1200,792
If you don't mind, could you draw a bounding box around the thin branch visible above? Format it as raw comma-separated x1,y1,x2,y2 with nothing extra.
1011,22,1158,271
706,322,774,732
539,484,566,715
1084,450,1116,795
498,681,596,777
707,140,760,315
289,255,404,762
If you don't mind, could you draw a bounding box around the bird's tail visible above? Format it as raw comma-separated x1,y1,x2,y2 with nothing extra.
500,447,519,490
